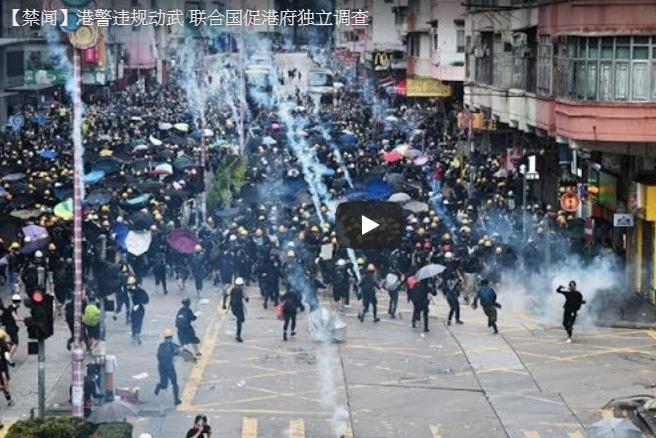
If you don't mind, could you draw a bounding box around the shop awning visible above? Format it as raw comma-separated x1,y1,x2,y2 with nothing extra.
394,79,407,96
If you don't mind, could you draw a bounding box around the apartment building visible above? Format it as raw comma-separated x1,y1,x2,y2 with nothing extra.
464,0,656,300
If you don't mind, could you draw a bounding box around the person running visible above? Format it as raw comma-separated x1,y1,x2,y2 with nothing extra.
557,280,586,343
280,288,304,341
358,264,380,323
176,298,201,357
1,295,21,358
223,277,249,343
382,271,402,319
154,329,182,405
407,276,435,332
127,276,149,345
472,278,501,334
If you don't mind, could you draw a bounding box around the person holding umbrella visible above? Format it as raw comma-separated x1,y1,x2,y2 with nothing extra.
407,276,436,332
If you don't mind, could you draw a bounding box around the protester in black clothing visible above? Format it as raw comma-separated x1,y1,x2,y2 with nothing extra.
260,252,281,309
557,280,586,343
176,297,201,356
83,364,101,417
154,329,182,405
1,295,21,358
127,276,149,345
0,330,15,407
358,264,380,323
222,277,249,343
407,276,436,332
186,414,212,438
280,289,305,341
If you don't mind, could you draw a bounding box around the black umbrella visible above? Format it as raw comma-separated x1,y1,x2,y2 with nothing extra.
92,158,122,174
0,216,23,242
129,211,155,231
173,155,195,171
2,173,26,182
86,189,112,206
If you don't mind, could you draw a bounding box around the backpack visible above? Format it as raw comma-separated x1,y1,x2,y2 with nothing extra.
157,342,174,363
384,274,401,291
83,304,101,327
176,309,190,328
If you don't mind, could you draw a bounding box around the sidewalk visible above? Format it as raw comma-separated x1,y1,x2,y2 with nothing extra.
0,276,220,435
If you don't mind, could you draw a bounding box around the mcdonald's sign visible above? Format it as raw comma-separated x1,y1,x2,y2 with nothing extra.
373,52,390,71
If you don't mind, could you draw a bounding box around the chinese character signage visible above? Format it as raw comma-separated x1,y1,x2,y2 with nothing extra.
406,78,452,98
25,69,69,86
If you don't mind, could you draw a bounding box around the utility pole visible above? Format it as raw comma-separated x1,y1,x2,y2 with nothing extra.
71,48,85,419
37,267,46,418
97,234,108,404
520,164,528,244
239,0,247,156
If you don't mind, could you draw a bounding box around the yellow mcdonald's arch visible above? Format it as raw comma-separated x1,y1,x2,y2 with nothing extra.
374,52,389,68
406,78,452,97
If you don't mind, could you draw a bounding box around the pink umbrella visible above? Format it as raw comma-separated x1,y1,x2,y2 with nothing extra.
414,156,429,166
271,123,281,131
384,150,403,163
167,229,199,254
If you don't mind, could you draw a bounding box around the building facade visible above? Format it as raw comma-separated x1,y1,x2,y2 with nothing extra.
464,0,656,300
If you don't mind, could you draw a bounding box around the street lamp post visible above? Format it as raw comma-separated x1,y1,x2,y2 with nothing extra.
520,164,528,244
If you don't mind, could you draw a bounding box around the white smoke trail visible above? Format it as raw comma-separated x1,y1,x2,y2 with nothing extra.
320,127,354,188
317,344,349,438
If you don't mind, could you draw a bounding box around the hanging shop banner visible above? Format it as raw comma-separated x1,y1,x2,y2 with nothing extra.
373,52,390,71
613,213,634,227
406,78,452,98
24,69,69,86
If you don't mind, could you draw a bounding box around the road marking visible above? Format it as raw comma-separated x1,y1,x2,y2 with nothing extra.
344,424,353,438
523,432,541,438
242,417,258,438
602,409,614,418
289,419,305,438
568,433,585,438
646,330,656,342
179,307,227,411
430,425,443,438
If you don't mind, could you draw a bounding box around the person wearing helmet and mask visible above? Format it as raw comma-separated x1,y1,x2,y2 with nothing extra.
358,264,380,323
154,329,182,405
189,245,205,296
1,294,22,358
260,250,282,310
6,243,22,294
223,277,249,343
215,244,236,293
441,255,464,326
176,298,201,357
127,277,149,345
152,246,168,295
406,276,436,332
0,329,15,409
20,250,44,292
333,259,351,311
280,285,305,341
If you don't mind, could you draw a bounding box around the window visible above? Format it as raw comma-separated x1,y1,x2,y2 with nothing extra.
395,7,407,26
537,35,552,95
433,31,438,51
409,34,421,57
558,35,656,101
493,33,503,87
457,28,465,53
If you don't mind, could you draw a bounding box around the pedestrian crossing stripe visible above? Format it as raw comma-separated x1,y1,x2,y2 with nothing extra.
344,424,353,438
430,425,443,438
289,419,305,438
0,418,19,438
601,408,614,418
242,417,258,438
568,433,585,438
523,432,541,438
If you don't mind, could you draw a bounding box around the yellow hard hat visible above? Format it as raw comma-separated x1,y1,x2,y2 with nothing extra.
357,258,365,265
310,226,320,232
478,239,485,245
496,247,503,254
442,233,451,240
10,242,19,250
150,225,158,232
367,264,376,272
428,210,436,217
287,250,296,257
127,276,136,285
278,225,286,233
298,231,306,240
48,243,56,251
163,328,173,338
484,241,493,247
239,229,248,236
0,329,6,339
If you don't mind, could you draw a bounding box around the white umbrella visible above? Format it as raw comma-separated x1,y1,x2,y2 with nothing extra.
493,168,509,178
385,115,399,122
415,264,447,281
201,128,214,137
308,308,347,342
159,122,172,130
388,193,411,204
125,231,152,256
262,136,277,145
586,418,643,438
149,135,163,146
174,123,189,132
154,163,173,175
342,129,355,136
404,200,430,213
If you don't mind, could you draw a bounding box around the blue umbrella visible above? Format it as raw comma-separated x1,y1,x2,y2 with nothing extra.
83,170,105,184
112,223,129,250
54,186,73,201
86,189,112,206
31,115,50,125
366,180,391,200
125,194,151,206
320,167,336,177
39,150,59,160
340,134,357,145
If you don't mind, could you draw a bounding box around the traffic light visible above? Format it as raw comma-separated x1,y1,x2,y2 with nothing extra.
23,290,54,341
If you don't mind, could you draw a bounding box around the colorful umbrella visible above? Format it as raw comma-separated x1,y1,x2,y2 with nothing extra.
167,229,199,254
174,123,189,132
22,225,49,241
124,194,151,206
152,163,173,175
383,151,403,162
39,150,59,160
20,237,50,255
54,200,74,220
414,156,430,166
83,170,105,184
366,180,391,200
86,189,112,206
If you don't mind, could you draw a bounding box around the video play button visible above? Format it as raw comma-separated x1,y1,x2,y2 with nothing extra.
362,215,379,235
335,201,403,249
